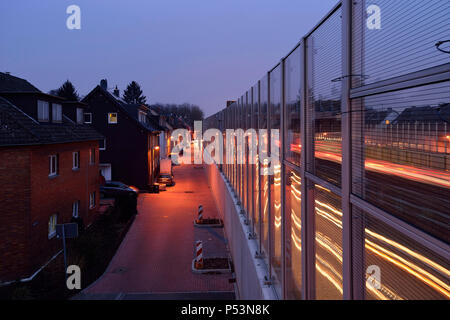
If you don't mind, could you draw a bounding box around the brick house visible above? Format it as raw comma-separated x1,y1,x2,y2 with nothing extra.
82,80,162,189
0,73,104,283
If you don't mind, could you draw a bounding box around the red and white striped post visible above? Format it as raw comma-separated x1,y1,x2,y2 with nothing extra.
195,240,204,269
197,205,203,221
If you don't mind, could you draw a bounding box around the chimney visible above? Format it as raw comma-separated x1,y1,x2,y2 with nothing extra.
226,100,236,108
100,79,108,90
113,86,120,98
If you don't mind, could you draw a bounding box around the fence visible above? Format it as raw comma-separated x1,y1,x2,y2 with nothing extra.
204,0,450,300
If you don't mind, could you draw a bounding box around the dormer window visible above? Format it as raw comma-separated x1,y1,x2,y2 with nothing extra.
76,108,83,124
52,103,62,122
138,111,147,123
37,100,49,122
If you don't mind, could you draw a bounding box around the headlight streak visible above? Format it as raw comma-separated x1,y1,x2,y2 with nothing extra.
314,193,450,299
291,229,302,251
291,209,302,230
365,229,450,278
313,149,450,188
365,240,450,298
275,215,282,228
366,279,404,300
316,232,343,263
316,255,344,295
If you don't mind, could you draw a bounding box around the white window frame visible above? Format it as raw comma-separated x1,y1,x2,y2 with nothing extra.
48,214,57,239
89,192,96,209
49,154,58,177
99,139,106,151
84,113,92,124
76,108,84,124
72,201,80,218
52,103,62,122
138,111,147,123
37,100,49,122
73,151,80,170
108,112,118,124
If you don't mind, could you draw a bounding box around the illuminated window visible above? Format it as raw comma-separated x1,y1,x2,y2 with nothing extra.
108,113,118,124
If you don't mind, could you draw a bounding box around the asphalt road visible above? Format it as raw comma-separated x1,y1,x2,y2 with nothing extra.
77,164,235,300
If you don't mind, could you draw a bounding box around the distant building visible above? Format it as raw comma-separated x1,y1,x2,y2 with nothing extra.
82,81,161,189
0,72,104,283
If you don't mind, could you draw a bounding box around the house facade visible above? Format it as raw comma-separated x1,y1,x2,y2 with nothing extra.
82,81,161,189
0,73,104,283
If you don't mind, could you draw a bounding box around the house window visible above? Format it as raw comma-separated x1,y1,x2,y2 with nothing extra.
84,113,92,124
48,214,57,238
89,192,96,209
89,148,95,164
49,154,58,177
52,103,62,122
37,100,49,122
108,113,118,124
99,139,106,151
76,108,83,124
73,151,80,170
72,201,80,218
138,111,147,123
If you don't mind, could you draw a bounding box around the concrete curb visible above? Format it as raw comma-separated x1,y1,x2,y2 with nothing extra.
191,259,231,274
193,219,224,229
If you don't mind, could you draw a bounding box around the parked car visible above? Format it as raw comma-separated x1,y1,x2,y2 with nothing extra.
157,173,175,187
100,181,139,198
100,181,139,217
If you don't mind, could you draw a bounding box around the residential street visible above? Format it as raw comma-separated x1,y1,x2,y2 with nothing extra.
77,164,235,300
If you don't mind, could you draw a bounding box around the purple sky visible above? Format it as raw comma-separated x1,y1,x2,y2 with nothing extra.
0,0,338,116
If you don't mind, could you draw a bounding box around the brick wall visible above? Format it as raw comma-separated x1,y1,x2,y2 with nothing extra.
0,148,31,282
0,141,100,282
29,141,100,274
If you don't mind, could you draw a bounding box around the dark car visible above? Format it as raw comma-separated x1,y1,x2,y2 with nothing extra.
100,181,139,217
157,173,175,187
100,181,139,198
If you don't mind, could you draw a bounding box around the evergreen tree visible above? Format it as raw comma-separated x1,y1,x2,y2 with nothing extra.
55,80,80,101
123,81,147,104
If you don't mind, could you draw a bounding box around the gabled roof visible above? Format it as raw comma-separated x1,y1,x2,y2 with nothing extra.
0,97,104,147
0,72,41,93
121,103,162,132
83,85,160,133
395,104,450,123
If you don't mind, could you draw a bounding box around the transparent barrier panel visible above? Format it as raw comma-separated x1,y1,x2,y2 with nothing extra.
285,168,302,299
352,82,450,243
315,185,343,300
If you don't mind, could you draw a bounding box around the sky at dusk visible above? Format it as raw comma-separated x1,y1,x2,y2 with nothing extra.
0,0,338,116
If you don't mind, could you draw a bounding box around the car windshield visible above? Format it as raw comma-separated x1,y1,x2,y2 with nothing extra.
106,182,128,188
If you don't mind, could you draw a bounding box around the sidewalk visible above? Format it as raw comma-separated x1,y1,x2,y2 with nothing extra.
77,164,234,300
